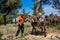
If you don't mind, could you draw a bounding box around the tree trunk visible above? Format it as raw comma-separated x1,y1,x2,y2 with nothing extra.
36,0,41,16
15,18,16,24
3,15,6,25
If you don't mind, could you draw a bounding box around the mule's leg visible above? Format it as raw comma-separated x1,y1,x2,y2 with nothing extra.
31,23,36,33
32,26,37,35
43,23,46,32
40,26,43,32
31,22,33,33
54,20,57,25
32,26,36,33
38,23,42,32
43,23,47,37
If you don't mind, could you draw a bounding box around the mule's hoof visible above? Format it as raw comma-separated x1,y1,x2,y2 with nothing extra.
44,34,47,37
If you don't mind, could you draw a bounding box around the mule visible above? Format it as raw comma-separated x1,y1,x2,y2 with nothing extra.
30,15,46,37
45,16,57,25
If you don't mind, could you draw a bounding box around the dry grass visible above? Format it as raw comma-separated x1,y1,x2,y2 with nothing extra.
0,22,60,40
0,23,31,40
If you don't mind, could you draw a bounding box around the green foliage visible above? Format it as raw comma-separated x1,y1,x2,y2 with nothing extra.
47,22,60,30
6,15,13,24
0,0,21,25
24,13,28,19
24,23,31,27
49,13,54,16
0,32,3,40
25,24,31,27
23,9,28,19
42,0,50,4
0,14,4,25
0,0,22,15
32,2,44,15
52,0,60,9
39,7,44,13
0,14,11,25
32,3,37,15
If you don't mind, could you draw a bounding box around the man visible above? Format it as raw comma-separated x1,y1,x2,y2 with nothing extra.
15,13,24,37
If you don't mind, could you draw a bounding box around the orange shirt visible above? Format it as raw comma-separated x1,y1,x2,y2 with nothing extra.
17,16,24,24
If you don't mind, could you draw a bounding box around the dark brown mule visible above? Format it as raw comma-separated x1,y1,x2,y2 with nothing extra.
45,16,56,25
30,15,46,37
56,16,60,23
45,16,53,25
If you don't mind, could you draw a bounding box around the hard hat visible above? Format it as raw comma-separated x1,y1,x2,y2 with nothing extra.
39,13,42,15
20,13,24,15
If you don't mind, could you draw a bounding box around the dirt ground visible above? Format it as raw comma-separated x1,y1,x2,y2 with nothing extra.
23,28,60,40
0,23,60,40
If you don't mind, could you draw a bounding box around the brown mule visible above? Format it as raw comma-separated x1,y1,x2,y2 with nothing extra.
30,15,46,37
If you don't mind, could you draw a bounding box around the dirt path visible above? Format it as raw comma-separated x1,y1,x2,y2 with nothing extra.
0,24,60,40
22,28,60,40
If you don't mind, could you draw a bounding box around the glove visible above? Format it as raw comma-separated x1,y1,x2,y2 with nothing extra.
20,24,22,25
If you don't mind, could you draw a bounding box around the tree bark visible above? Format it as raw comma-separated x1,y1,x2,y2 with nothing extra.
3,15,6,25
15,18,16,24
36,0,41,16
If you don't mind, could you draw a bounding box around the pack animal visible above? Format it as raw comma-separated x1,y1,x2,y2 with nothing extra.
30,15,46,37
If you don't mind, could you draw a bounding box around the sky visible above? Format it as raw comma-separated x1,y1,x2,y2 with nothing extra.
42,4,60,16
18,0,60,16
18,0,34,15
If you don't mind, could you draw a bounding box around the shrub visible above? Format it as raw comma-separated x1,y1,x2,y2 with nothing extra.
0,32,3,40
0,14,4,25
0,14,11,25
